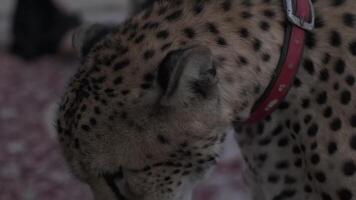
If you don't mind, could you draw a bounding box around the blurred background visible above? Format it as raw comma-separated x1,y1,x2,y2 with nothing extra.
0,0,249,199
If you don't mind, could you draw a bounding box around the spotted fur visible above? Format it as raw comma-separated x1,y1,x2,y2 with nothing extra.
57,0,356,200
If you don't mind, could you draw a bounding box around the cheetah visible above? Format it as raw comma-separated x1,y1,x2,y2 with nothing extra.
56,0,356,200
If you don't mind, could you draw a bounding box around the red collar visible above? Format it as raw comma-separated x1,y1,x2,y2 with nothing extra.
244,0,315,124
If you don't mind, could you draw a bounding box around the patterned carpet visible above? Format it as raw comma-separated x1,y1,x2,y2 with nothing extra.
0,53,249,200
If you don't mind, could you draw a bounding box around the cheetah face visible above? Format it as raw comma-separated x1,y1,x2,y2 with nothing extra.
105,48,226,199
72,24,230,200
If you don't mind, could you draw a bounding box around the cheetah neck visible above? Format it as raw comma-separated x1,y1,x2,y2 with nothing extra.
184,1,287,122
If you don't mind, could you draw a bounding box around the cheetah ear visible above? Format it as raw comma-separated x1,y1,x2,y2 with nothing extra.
72,23,114,57
157,45,218,106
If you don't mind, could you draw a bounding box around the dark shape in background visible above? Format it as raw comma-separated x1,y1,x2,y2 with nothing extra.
9,0,81,61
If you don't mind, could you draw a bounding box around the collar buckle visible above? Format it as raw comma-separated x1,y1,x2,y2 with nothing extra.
285,0,315,31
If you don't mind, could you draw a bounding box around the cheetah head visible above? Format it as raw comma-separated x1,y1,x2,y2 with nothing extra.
68,23,231,200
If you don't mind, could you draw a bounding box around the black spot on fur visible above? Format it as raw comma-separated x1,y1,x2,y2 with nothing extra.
319,69,329,82
330,31,342,47
143,49,155,60
221,0,232,11
253,39,262,51
350,135,356,150
330,118,342,131
305,32,316,49
303,59,315,75
263,9,275,18
141,83,152,90
134,34,146,43
183,27,196,38
337,188,353,200
350,115,356,128
334,59,346,74
343,13,355,27
307,123,319,137
241,10,253,18
328,142,338,154
207,23,219,34
332,0,346,7
343,161,356,176
157,134,170,144
259,21,270,31
165,10,183,22
81,124,90,132
157,30,170,39
113,77,123,85
314,171,326,182
322,53,331,65
345,75,355,86
239,28,249,38
340,90,351,105
316,91,327,105
262,53,271,62
193,0,204,15
315,16,325,28
350,41,356,56
217,37,227,46
323,107,333,118
114,59,130,71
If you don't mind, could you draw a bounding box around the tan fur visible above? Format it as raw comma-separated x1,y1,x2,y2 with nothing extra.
57,0,356,200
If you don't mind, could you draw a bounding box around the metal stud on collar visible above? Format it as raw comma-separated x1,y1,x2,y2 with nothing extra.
285,0,315,31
